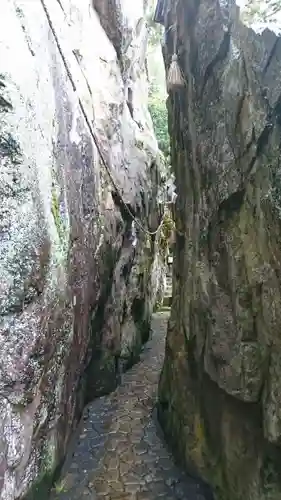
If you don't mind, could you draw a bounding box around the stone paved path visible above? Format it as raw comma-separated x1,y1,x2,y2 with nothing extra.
52,312,213,500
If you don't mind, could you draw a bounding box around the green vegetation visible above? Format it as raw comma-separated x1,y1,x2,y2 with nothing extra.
148,82,170,158
53,479,68,494
158,211,175,259
146,3,170,159
242,0,281,23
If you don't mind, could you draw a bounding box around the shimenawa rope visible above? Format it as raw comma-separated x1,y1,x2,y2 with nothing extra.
40,0,164,237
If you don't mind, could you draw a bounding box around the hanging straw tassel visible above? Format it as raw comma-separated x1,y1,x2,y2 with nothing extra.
166,6,185,92
167,53,185,91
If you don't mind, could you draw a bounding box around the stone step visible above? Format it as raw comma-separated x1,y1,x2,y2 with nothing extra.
163,295,172,307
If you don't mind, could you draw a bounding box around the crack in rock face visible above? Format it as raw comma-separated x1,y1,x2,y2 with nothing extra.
157,0,281,499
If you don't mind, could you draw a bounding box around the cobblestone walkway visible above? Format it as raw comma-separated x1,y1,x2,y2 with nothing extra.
52,312,213,500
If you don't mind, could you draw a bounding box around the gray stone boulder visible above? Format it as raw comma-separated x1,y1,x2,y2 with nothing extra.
157,0,281,499
0,0,164,498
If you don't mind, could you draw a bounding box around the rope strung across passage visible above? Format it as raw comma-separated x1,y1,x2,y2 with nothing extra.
39,0,164,237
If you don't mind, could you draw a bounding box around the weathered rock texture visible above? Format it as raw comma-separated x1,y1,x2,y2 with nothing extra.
158,1,281,499
0,0,164,498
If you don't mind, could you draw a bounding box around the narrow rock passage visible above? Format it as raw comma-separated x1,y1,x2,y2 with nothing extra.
52,313,211,500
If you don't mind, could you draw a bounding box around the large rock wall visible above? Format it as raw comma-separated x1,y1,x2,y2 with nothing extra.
0,0,163,498
158,1,281,499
